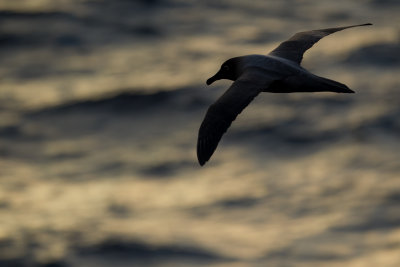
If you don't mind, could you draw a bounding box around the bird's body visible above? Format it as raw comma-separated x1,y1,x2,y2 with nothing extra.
197,23,372,166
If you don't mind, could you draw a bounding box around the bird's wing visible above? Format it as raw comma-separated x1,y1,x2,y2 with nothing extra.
197,69,277,166
269,23,372,64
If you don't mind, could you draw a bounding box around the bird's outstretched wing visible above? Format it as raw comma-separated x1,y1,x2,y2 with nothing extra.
197,70,277,166
269,23,372,64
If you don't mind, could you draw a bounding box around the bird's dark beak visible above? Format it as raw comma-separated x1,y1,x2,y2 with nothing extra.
206,72,221,85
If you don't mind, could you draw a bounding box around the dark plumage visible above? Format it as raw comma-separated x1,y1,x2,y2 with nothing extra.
197,23,372,166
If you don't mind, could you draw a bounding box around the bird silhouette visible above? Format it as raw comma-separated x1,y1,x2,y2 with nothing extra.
197,23,372,166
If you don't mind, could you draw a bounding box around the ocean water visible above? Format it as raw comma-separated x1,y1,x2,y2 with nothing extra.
1,0,400,266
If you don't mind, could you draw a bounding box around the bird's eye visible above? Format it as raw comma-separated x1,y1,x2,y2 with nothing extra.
222,65,230,71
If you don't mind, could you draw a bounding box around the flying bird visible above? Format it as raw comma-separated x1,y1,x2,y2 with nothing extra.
197,23,372,166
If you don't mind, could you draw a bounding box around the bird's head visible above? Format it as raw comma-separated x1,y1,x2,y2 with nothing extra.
206,57,242,85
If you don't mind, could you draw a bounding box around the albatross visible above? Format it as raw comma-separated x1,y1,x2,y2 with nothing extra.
197,23,372,166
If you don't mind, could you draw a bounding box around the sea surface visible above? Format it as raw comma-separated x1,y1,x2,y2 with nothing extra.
1,0,400,266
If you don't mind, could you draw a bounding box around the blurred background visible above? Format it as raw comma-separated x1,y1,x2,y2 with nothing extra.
0,0,400,266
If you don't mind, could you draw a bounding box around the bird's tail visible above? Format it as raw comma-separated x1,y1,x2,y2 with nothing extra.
314,75,355,93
